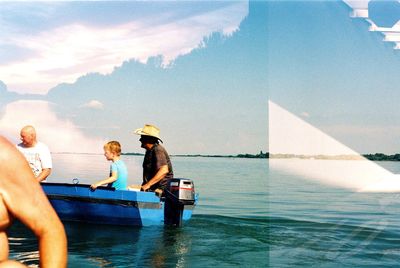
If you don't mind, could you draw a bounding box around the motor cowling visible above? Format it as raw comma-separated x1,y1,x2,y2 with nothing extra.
164,178,195,226
167,178,195,205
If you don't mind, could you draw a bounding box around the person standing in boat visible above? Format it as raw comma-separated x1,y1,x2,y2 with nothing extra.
90,141,128,190
133,124,173,193
16,125,52,182
0,135,67,267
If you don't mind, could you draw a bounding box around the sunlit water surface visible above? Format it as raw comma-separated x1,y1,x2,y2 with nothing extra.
8,154,267,267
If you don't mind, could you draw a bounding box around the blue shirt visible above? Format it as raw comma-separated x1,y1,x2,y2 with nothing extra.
110,159,128,190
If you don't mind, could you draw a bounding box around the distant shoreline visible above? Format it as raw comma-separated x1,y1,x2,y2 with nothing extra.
123,152,268,159
269,153,400,161
51,151,269,159
53,152,400,161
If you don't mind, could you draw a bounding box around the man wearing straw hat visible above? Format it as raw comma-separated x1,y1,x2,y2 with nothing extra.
133,124,173,193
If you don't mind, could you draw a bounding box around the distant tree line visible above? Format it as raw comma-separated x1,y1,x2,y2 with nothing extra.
267,153,400,161
236,151,268,159
122,152,400,160
363,153,400,161
122,152,144,156
124,151,269,159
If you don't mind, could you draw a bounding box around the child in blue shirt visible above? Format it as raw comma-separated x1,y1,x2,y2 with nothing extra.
90,141,128,190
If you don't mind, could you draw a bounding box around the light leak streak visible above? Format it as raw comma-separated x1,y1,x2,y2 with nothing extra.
344,0,400,50
268,100,400,192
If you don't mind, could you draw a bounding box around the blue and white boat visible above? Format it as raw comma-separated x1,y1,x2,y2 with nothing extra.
41,178,197,227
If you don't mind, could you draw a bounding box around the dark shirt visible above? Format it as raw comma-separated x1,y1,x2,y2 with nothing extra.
142,143,173,191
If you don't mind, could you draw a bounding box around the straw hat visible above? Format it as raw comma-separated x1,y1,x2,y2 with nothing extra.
134,124,163,142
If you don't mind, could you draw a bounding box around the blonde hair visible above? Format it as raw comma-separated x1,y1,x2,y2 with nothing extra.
104,141,121,156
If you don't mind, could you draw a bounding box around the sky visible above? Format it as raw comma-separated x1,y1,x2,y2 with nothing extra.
0,1,267,155
269,0,400,155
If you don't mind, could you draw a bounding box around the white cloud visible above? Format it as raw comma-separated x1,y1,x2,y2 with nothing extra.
82,100,104,109
0,2,248,94
0,100,105,153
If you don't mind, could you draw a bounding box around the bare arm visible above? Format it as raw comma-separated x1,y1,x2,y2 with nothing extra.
90,171,117,190
0,137,67,268
141,165,169,191
36,168,51,182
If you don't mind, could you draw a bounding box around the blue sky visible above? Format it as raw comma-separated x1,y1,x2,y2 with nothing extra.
269,0,400,154
0,1,267,154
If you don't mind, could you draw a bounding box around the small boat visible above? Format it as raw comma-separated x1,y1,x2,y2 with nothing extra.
41,178,197,227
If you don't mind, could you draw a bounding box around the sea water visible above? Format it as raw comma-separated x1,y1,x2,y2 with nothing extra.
269,160,400,267
8,154,268,267
12,156,400,267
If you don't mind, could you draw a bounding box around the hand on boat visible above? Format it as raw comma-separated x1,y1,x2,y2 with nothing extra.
90,183,99,190
141,184,150,191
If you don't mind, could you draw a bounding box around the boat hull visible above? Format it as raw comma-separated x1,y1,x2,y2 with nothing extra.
42,183,195,226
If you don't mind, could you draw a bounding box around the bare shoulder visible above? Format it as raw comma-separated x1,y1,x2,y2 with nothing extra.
0,136,38,211
0,195,12,262
0,137,27,187
0,136,16,229
0,198,11,231
0,136,12,148
0,137,20,162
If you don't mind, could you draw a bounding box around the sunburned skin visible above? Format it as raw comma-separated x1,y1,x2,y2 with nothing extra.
0,198,11,262
0,136,67,267
0,197,26,268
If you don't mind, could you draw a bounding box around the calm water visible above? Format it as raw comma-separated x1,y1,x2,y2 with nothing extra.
269,160,400,267
8,154,268,267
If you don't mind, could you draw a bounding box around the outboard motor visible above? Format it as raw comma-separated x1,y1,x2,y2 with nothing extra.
164,178,195,227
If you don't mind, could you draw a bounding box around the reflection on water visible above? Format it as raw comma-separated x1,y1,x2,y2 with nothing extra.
66,223,194,268
9,217,268,267
8,222,39,267
9,221,194,268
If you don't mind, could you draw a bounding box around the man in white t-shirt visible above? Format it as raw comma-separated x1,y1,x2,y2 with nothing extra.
16,125,52,182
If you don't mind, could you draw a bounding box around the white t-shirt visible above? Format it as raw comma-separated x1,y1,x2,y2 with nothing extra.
17,142,52,179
